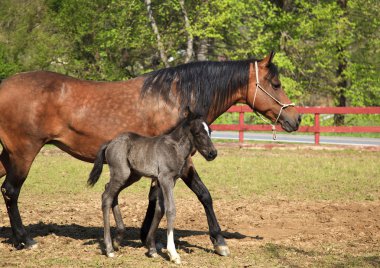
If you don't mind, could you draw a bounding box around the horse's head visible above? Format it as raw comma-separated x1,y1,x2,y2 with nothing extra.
247,52,301,132
186,112,217,161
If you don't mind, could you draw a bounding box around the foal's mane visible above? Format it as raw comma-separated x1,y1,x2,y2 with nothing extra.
141,59,279,115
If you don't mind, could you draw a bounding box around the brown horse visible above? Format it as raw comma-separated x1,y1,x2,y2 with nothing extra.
0,52,300,254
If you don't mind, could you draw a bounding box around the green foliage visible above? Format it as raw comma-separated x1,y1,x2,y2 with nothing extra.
0,44,19,80
0,0,378,107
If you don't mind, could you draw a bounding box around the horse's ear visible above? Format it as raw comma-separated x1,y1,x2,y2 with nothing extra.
259,51,275,67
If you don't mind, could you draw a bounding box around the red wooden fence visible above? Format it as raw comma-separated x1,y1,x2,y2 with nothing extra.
211,106,380,145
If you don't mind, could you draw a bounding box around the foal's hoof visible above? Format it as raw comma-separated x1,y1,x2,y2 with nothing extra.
168,251,181,264
169,254,181,265
113,230,125,250
214,245,230,256
106,251,116,258
147,251,158,258
113,240,121,251
146,247,158,258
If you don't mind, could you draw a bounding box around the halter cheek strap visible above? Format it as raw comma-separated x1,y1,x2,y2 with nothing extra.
252,61,295,140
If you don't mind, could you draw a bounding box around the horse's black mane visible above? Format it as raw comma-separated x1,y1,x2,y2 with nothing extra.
141,59,278,115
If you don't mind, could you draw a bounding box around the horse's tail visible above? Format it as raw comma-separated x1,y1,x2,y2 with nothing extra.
87,141,110,187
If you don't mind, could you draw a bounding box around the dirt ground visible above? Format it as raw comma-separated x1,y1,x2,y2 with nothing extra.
1,192,379,267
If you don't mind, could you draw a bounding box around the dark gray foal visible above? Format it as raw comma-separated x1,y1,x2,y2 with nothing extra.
88,115,217,264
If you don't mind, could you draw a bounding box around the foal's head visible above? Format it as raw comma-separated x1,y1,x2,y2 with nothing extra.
186,115,217,161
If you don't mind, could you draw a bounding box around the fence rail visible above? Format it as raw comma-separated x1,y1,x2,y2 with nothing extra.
210,106,380,145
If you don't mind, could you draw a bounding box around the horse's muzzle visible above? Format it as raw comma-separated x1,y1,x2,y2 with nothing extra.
282,114,302,132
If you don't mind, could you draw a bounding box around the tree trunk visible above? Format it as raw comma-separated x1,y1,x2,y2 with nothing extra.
197,38,208,61
334,0,348,126
179,0,193,63
144,0,169,67
334,60,348,126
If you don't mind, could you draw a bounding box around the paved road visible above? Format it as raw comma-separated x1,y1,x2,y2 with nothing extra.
212,131,380,147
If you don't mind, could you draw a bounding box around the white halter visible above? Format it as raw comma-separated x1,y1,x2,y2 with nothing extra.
251,61,295,140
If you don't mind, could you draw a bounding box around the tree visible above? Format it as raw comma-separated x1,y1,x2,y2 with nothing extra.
0,0,378,110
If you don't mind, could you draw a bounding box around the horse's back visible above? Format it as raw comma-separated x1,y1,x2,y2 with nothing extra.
0,70,180,162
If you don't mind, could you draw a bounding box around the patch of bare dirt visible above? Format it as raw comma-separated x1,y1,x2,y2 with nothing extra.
1,192,379,267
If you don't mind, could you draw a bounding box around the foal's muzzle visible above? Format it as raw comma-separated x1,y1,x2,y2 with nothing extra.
206,150,217,161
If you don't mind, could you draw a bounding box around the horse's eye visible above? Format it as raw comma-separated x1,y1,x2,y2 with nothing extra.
271,83,281,90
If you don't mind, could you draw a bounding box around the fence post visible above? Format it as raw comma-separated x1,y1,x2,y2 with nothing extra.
314,113,320,145
239,111,244,143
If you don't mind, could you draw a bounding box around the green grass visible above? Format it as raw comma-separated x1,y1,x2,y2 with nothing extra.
20,146,380,201
190,147,380,201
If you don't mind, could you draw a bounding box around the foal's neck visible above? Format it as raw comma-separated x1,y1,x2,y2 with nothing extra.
169,122,194,158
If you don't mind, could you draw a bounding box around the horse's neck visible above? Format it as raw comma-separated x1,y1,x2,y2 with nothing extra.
206,96,245,124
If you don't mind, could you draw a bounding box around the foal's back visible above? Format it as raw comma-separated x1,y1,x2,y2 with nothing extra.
105,131,187,179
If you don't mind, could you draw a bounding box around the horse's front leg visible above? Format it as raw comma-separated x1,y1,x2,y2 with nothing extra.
181,163,230,256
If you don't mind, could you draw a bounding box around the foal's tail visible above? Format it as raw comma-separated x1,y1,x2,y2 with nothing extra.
87,142,110,187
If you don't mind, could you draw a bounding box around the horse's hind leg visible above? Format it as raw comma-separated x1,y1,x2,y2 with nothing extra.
1,145,41,249
0,150,7,178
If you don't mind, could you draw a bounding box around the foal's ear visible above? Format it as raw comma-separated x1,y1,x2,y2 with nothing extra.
259,51,275,67
184,106,200,120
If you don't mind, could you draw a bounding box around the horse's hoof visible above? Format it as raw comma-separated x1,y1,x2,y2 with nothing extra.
26,243,38,250
214,245,230,256
106,251,116,258
15,239,38,250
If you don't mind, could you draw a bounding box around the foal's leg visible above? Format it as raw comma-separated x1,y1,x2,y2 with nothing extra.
110,194,125,250
145,180,164,257
141,162,229,256
102,182,125,251
111,173,142,250
158,174,180,264
102,168,131,257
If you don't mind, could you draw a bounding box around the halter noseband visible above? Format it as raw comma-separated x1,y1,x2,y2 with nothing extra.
251,61,295,140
